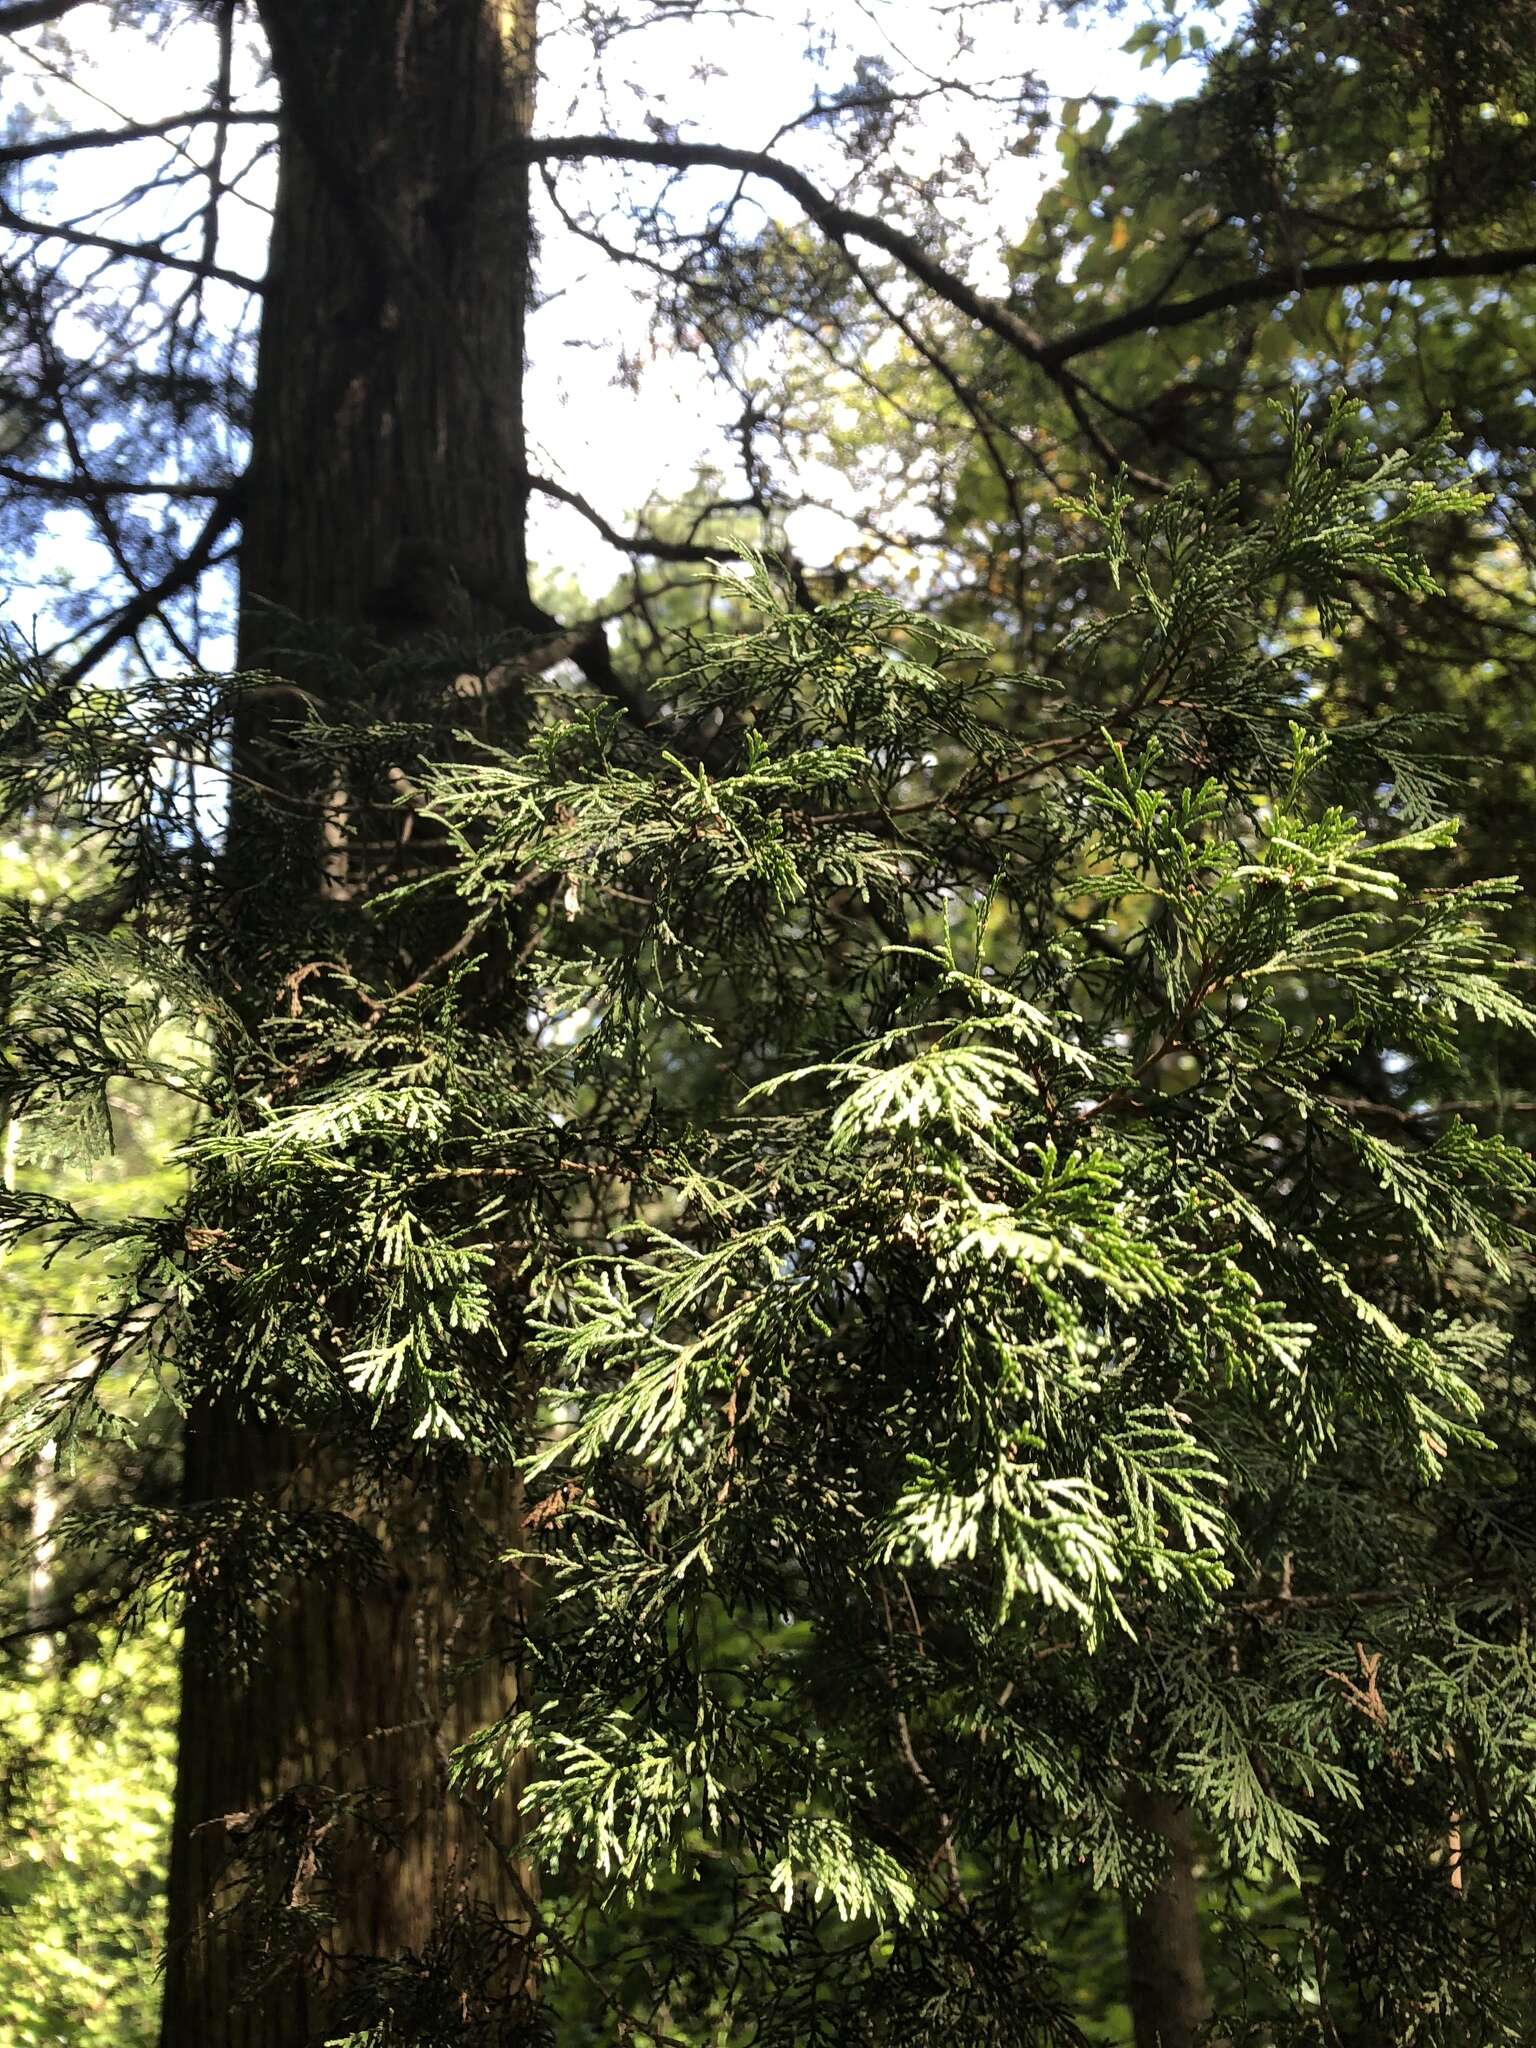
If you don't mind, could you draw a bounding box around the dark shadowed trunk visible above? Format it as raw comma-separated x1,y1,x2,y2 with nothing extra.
160,5,540,2041
239,0,537,636
1122,1786,1215,2048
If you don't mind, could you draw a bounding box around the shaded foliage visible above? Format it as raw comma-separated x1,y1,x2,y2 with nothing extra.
5,409,1536,2039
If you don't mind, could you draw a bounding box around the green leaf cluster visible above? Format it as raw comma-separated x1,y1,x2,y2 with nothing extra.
3,410,1535,2041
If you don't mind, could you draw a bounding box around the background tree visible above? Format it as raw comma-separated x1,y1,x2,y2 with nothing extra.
1,819,182,2048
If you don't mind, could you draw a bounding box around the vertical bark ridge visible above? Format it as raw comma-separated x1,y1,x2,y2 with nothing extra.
160,6,540,2042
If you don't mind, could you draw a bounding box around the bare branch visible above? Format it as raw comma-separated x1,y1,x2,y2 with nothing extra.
498,136,1536,428
1042,244,1536,365
0,198,264,291
493,134,1051,362
0,460,237,501
0,106,274,171
192,4,239,292
528,471,732,564
500,134,1165,480
53,496,240,688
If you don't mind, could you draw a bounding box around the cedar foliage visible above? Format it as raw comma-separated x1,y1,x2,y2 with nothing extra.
4,404,1536,2041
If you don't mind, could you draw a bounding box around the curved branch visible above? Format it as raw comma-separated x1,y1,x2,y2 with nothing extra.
0,106,275,171
497,134,1162,479
528,471,733,564
494,134,1051,364
0,198,264,291
499,135,1536,395
1042,244,1536,364
53,495,240,688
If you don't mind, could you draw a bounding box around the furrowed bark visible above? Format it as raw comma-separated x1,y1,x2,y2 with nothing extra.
160,5,540,2041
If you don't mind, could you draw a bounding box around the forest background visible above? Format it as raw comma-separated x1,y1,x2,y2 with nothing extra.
2,0,1535,2043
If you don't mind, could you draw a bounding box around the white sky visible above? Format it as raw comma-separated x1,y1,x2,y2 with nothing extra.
0,0,1224,643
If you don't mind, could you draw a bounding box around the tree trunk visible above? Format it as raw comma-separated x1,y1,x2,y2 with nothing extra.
239,0,536,639
1122,1787,1215,2048
160,6,540,2042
